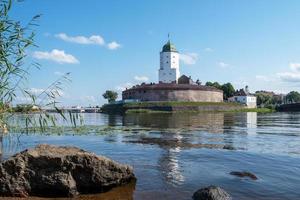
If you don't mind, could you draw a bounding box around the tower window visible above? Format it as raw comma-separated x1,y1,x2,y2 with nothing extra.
166,61,168,63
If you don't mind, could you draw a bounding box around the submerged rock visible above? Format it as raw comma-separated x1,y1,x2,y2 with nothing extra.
193,186,232,200
0,144,135,197
230,171,258,180
222,145,236,150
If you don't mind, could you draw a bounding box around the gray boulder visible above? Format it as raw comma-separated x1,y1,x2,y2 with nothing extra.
0,144,135,197
193,186,232,200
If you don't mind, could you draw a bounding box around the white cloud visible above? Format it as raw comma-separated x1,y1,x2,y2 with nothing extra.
276,62,300,82
115,82,134,91
55,33,105,46
232,78,249,89
28,85,66,98
218,62,230,68
54,71,65,76
55,33,122,51
33,49,79,64
277,72,300,82
256,75,270,82
134,75,149,82
55,89,65,97
115,75,149,92
28,88,44,94
81,95,96,103
204,48,214,52
255,75,279,83
107,41,121,50
180,53,198,65
15,96,32,103
290,63,300,72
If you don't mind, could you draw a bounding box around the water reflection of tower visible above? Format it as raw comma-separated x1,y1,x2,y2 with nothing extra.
122,113,226,185
246,112,257,128
123,113,224,132
225,112,257,133
223,112,258,150
245,112,257,136
158,132,185,186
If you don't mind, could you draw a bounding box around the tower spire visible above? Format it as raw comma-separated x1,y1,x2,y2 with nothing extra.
168,33,170,41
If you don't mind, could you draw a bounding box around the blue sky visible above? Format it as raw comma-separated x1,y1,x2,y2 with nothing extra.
11,0,300,106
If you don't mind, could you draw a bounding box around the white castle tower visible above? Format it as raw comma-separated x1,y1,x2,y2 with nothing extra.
158,40,180,83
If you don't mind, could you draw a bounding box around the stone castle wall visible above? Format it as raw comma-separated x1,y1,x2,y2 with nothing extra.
122,88,223,102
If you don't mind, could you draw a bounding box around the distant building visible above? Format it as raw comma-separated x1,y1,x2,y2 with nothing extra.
158,40,180,83
122,83,223,102
228,86,257,108
31,105,41,111
178,75,195,85
122,39,223,103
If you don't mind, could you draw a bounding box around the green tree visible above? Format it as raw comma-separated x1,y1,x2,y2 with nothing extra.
103,90,118,103
221,83,235,100
205,82,235,100
286,91,300,103
255,92,273,107
205,81,213,87
205,81,222,89
271,95,283,105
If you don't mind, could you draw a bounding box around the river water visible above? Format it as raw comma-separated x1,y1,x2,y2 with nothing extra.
1,112,300,200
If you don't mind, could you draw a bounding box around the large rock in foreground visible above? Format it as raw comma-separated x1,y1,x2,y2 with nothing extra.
0,144,135,197
193,186,232,200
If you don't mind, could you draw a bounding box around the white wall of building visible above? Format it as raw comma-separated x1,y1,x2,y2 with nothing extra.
229,95,257,108
159,51,180,83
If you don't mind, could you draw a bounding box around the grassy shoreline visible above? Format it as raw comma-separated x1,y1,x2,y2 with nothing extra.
125,107,274,114
123,101,241,108
101,101,274,114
